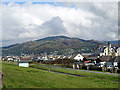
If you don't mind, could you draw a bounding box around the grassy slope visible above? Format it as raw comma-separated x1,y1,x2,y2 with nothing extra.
30,64,119,82
2,62,119,88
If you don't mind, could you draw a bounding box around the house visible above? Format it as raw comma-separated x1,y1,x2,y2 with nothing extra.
99,42,120,57
99,62,106,67
74,54,84,61
7,57,14,61
109,56,120,69
57,55,61,59
73,62,84,69
100,46,114,56
115,47,120,56
18,61,29,67
67,55,72,59
42,56,48,61
20,57,31,62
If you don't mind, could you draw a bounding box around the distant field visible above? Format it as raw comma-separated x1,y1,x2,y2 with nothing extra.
2,62,119,88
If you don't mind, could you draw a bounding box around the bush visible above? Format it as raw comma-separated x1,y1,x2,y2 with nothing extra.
29,61,33,64
117,69,120,73
82,66,87,70
108,69,110,72
89,66,97,70
96,67,102,71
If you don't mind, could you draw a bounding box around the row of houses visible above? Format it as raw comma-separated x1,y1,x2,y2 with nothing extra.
99,44,120,56
2,42,120,68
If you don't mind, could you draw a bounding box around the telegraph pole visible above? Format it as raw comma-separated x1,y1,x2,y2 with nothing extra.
107,41,110,71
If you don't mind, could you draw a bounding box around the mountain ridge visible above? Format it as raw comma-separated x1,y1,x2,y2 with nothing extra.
2,35,111,56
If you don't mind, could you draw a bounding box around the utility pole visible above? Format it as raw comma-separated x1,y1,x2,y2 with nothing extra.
107,41,110,72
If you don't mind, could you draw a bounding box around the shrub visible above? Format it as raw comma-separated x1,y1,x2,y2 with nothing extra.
29,61,33,64
96,67,102,71
89,66,97,70
117,69,120,73
82,66,87,70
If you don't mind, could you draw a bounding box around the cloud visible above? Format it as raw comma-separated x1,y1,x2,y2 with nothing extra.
19,16,67,38
1,2,118,46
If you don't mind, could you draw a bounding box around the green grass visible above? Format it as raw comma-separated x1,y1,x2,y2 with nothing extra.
30,64,119,81
2,62,119,88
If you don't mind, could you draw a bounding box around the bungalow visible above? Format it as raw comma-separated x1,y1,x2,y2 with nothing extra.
74,54,84,61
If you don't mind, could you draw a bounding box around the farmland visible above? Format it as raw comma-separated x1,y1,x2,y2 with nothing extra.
2,62,119,88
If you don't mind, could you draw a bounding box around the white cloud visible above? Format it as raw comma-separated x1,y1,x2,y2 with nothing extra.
1,2,118,46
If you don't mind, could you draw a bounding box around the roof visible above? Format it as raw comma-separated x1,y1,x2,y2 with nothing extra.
70,54,77,59
101,47,107,52
109,56,120,63
86,56,98,60
114,47,119,52
18,61,29,63
73,62,83,64
99,56,112,62
20,57,31,60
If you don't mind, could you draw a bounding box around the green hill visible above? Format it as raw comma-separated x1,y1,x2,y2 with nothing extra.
2,35,105,56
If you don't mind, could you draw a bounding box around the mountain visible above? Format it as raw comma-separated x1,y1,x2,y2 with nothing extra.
36,36,71,41
104,40,120,45
2,35,105,56
2,43,19,49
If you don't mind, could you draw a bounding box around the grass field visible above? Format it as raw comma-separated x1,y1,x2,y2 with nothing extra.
30,64,119,81
2,62,119,88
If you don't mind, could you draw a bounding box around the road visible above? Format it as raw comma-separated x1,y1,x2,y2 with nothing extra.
38,65,120,76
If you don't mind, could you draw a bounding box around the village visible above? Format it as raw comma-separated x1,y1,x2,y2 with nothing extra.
1,42,120,73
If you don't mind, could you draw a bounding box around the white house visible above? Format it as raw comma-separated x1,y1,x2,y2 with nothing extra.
99,62,106,67
68,55,72,59
42,56,48,60
7,57,14,61
74,54,84,61
100,46,114,56
115,47,120,56
57,56,61,59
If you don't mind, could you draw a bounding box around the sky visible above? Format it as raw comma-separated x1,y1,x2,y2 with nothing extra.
0,1,119,46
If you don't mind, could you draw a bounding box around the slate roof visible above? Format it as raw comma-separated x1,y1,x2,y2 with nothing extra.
73,62,84,64
109,56,120,63
99,56,112,62
101,47,107,53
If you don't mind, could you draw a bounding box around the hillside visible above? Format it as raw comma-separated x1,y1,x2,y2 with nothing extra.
2,36,105,56
104,40,120,45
